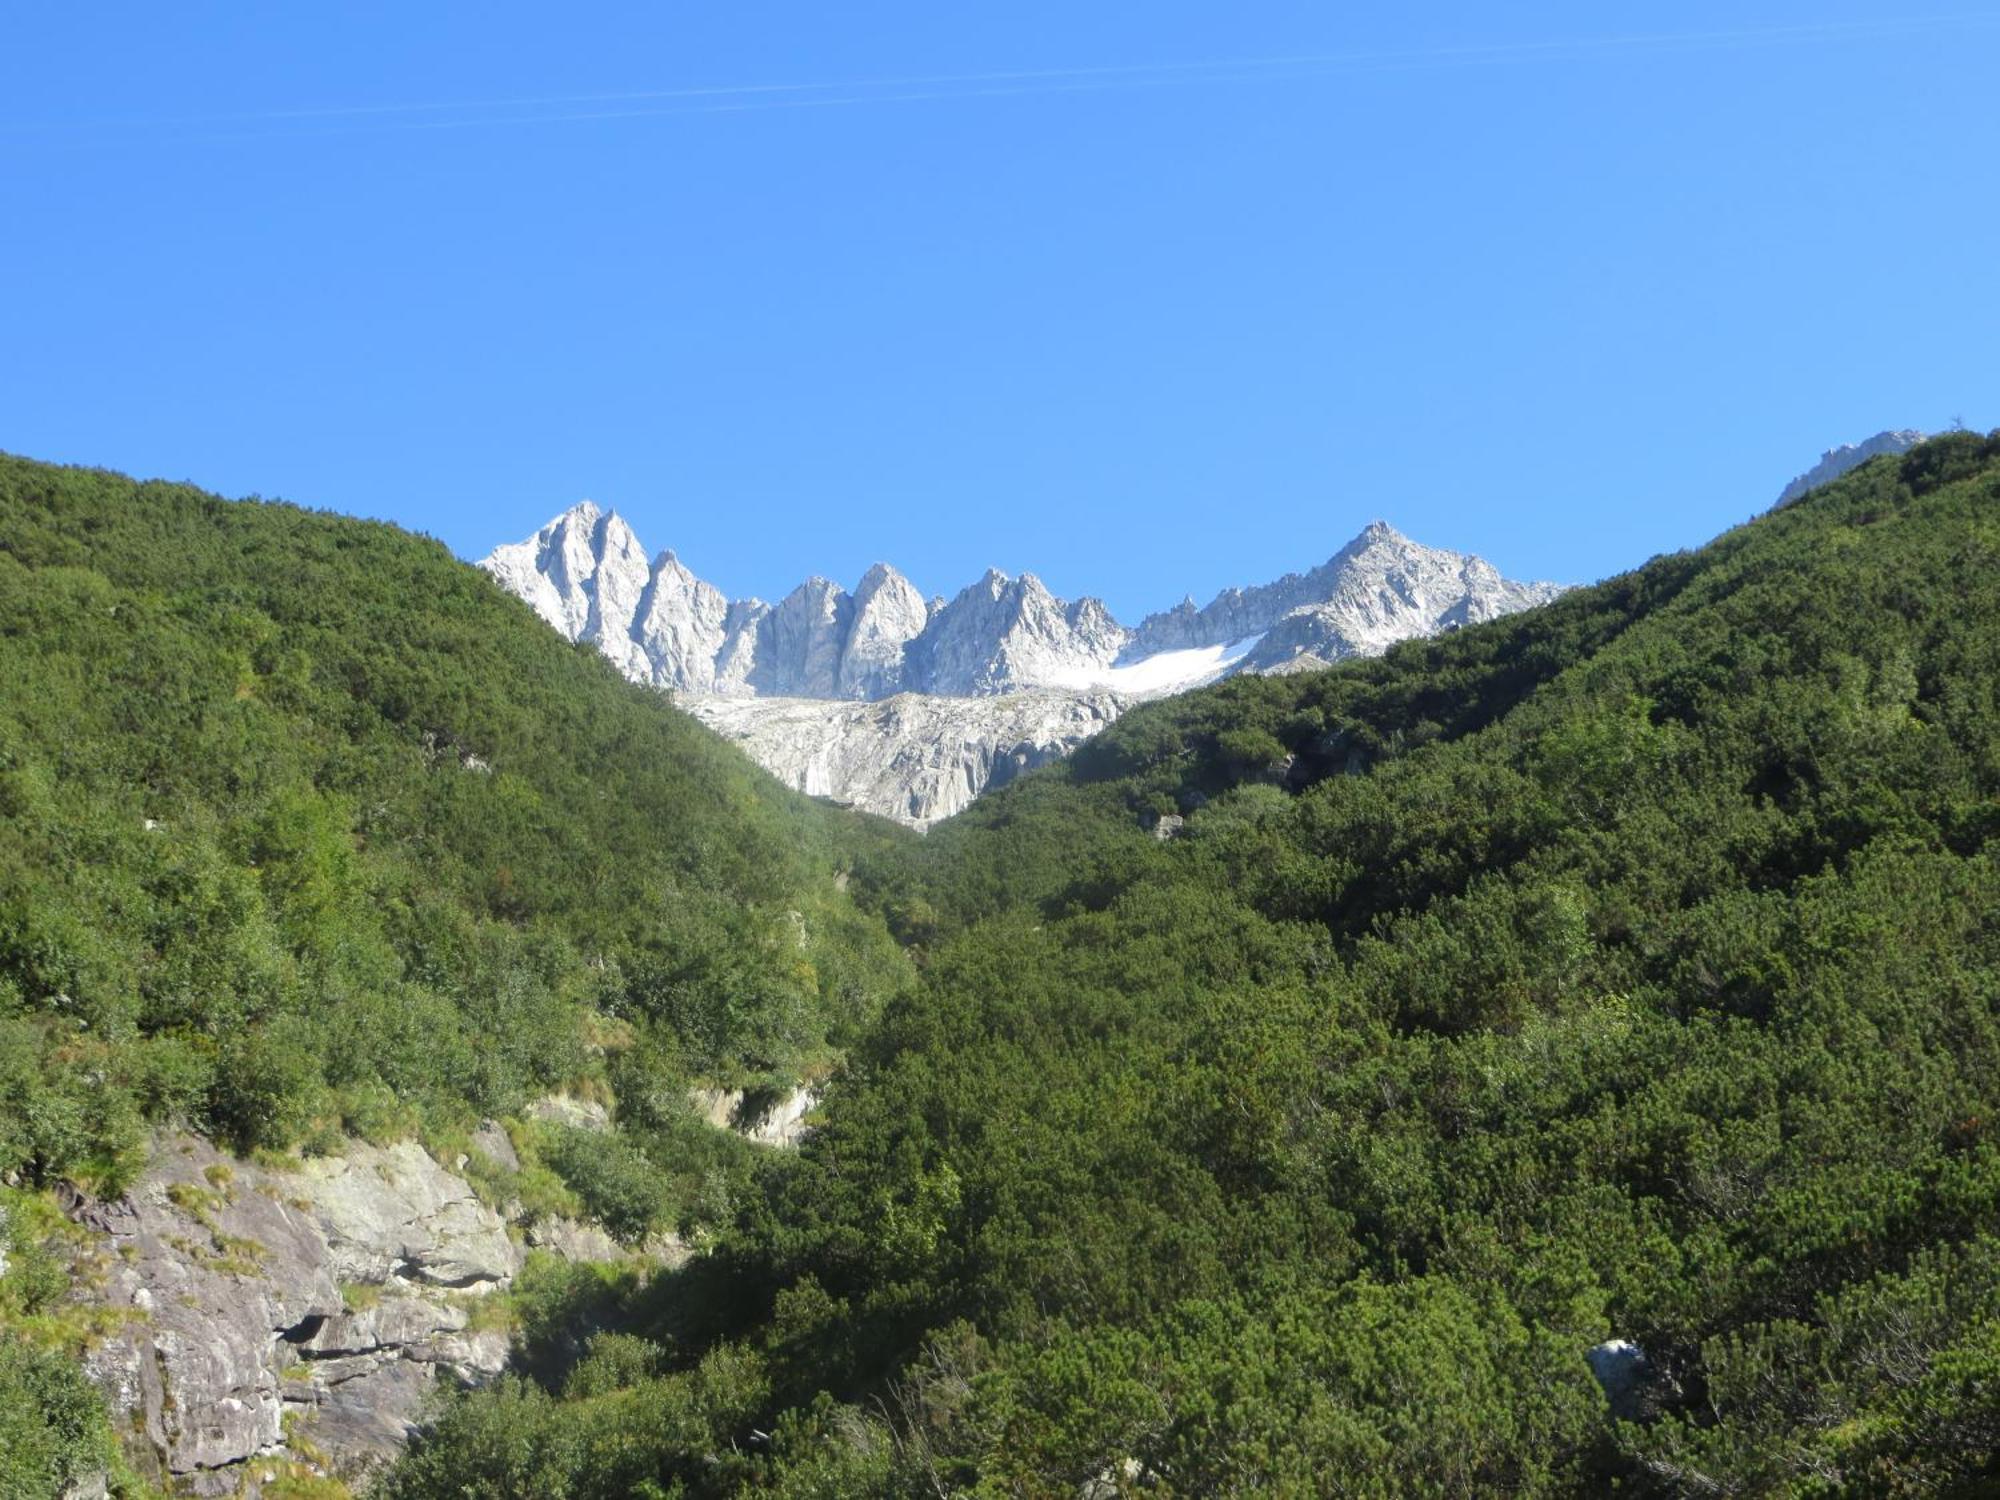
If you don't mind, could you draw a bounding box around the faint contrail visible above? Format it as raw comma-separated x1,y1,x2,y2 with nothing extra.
7,12,1996,145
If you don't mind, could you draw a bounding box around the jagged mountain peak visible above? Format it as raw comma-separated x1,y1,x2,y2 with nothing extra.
482,507,1558,710
856,560,914,591
481,507,1561,822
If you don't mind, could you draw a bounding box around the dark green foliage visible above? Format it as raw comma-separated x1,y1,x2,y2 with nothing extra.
0,1336,110,1500
543,1127,672,1244
13,437,2000,1494
392,435,2000,1496
0,453,911,1175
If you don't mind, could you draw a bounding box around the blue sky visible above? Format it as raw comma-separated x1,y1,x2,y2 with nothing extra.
3,3,1993,619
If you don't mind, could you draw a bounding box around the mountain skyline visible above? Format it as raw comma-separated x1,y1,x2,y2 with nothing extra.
480,424,1921,691
483,501,1563,698
483,501,1565,823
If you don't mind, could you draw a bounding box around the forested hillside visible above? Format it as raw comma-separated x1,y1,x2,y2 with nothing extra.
5,435,1999,1496
0,455,911,1494
384,433,2000,1496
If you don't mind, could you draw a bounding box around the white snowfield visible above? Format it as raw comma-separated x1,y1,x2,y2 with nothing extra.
1037,635,1266,697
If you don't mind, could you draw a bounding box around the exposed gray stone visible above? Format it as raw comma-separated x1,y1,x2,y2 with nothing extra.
468,1119,519,1175
1587,1338,1651,1420
689,1085,820,1147
524,1093,612,1133
295,1140,517,1289
482,508,1563,826
641,1229,695,1270
65,1137,341,1492
66,1134,520,1491
684,690,1125,829
526,1216,624,1264
1775,429,1923,507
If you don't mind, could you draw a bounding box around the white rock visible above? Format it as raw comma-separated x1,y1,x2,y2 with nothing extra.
524,1093,611,1133
689,1085,821,1147
1587,1337,1650,1418
296,1140,517,1289
837,563,928,698
685,691,1126,829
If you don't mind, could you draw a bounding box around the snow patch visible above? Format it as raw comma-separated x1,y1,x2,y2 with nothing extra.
1038,635,1265,697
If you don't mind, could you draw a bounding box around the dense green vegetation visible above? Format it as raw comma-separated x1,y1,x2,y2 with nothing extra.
5,435,2000,1494
382,433,2000,1496
0,453,909,1183
0,453,910,1488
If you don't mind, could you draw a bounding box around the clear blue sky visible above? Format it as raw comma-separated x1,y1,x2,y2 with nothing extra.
3,4,1993,619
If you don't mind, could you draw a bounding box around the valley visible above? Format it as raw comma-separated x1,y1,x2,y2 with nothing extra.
3,429,1997,1496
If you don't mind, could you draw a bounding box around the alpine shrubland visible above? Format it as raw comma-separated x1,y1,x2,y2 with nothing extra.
6,434,2000,1495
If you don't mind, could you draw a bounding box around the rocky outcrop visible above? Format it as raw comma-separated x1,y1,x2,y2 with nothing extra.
523,1093,612,1133
66,1135,518,1494
1775,429,1924,507
490,431,1901,819
63,1091,798,1490
688,1085,821,1147
684,690,1128,828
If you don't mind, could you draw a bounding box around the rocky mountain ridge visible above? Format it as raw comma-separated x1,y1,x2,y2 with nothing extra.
482,511,1561,824
1775,429,1925,507
483,503,1153,700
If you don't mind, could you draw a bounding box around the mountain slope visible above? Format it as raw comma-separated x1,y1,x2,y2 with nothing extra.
0,452,926,1490
482,509,1559,823
0,455,912,1164
391,432,2000,1497
1775,427,1924,507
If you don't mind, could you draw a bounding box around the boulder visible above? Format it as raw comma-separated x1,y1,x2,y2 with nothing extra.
1587,1338,1651,1420
526,1216,624,1264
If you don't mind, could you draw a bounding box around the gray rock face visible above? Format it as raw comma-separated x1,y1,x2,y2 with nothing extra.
1127,522,1562,667
483,507,1140,704
633,550,733,693
909,570,1130,695
468,1120,519,1175
524,1092,612,1133
760,577,854,697
684,690,1128,828
1775,429,1924,508
67,1135,519,1494
838,563,929,698
688,1085,821,1147
525,1216,624,1264
483,507,1564,825
294,1141,516,1289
